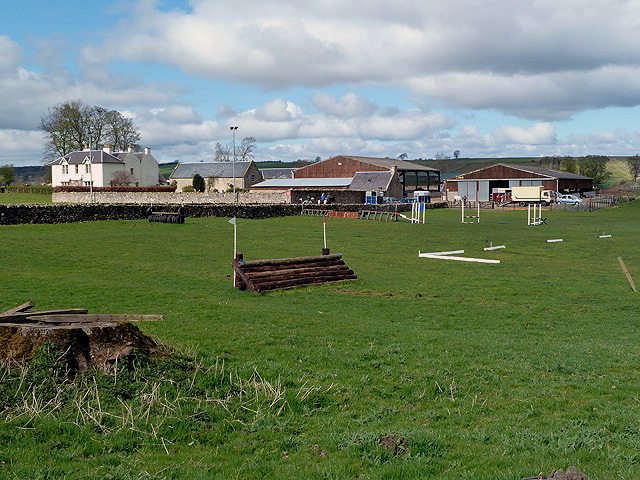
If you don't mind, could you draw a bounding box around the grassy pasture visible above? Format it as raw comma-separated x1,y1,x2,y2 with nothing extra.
1,202,639,479
0,192,52,204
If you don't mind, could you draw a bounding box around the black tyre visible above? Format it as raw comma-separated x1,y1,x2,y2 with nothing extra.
178,206,187,217
146,207,153,216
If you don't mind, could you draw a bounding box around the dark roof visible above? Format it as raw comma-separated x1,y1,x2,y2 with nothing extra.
251,178,352,189
502,164,592,180
170,162,254,179
348,171,393,191
340,156,439,172
260,168,295,179
50,150,124,165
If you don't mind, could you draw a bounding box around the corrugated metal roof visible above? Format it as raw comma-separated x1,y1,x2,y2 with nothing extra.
50,150,124,165
170,162,253,179
252,178,352,188
503,164,592,180
348,171,393,191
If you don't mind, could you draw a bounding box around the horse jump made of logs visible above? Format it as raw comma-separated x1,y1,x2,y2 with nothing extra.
147,206,187,224
231,250,357,293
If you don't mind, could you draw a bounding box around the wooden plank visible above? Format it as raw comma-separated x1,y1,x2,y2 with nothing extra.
1,301,35,316
26,314,164,324
0,308,89,322
618,257,637,292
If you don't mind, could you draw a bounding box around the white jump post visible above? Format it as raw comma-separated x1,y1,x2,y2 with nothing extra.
528,203,543,226
462,202,480,224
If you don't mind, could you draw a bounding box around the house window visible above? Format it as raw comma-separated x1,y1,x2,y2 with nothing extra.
62,165,68,174
251,174,255,182
75,165,79,174
130,168,134,175
83,181,93,186
85,164,91,173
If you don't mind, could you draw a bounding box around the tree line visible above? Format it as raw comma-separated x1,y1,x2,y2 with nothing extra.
39,100,258,164
540,154,640,186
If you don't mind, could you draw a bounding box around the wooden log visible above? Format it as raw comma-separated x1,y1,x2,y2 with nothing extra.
240,254,342,268
231,260,260,293
0,309,89,322
618,256,637,292
250,268,354,285
241,259,345,273
246,264,350,279
255,273,358,292
26,314,164,324
1,301,35,316
243,261,346,276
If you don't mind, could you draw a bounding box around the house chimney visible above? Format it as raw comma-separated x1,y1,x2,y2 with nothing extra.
144,146,150,155
83,144,89,151
127,144,133,153
103,143,112,154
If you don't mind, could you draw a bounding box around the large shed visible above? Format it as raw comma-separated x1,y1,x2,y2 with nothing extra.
293,155,440,197
445,164,593,202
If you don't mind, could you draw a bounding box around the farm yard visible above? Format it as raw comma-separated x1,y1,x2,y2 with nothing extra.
1,202,639,479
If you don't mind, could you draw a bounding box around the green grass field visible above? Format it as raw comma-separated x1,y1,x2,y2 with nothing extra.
0,192,52,204
1,203,639,479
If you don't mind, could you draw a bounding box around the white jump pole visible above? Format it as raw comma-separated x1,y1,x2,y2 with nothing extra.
461,202,464,223
527,204,531,225
477,203,480,223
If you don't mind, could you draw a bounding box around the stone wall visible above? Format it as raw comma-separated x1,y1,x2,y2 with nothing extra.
0,201,447,225
0,204,302,225
52,191,290,205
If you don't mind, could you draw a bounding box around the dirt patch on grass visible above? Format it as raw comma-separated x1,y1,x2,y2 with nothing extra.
334,289,394,297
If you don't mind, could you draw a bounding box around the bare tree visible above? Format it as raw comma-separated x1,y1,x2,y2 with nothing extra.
39,100,142,161
238,136,256,161
104,110,141,152
453,150,461,159
215,142,231,161
398,153,408,160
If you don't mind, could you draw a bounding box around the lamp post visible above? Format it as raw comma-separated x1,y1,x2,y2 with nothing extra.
230,126,238,202
87,128,94,203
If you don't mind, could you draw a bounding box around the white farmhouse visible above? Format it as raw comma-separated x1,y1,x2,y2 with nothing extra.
51,145,159,187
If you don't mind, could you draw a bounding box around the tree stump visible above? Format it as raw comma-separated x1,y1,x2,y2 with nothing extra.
0,302,166,373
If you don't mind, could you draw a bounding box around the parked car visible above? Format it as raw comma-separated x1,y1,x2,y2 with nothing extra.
557,194,584,205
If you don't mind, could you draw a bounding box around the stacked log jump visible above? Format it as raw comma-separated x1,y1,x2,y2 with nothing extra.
231,250,357,293
147,206,187,223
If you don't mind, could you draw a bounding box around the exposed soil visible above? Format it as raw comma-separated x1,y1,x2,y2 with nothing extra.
522,466,588,480
378,435,409,456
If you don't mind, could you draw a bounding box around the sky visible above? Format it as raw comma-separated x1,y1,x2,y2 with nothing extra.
1,0,640,167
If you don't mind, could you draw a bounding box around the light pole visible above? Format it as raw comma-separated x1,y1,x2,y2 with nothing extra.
87,127,94,203
230,126,238,202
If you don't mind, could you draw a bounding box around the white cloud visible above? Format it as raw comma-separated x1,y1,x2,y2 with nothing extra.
88,0,640,119
311,92,377,118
